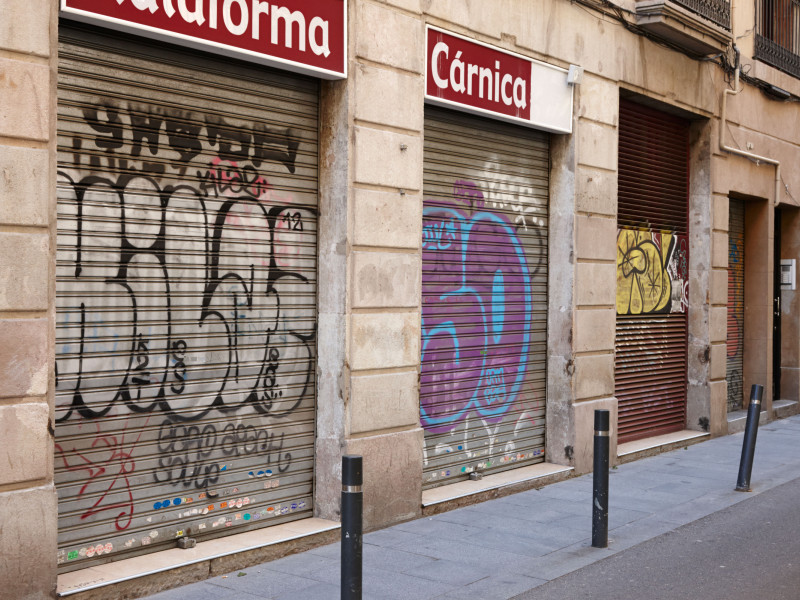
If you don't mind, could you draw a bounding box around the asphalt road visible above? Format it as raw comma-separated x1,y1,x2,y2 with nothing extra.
513,476,800,600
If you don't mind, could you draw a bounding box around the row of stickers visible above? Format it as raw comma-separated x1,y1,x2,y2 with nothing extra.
57,488,305,565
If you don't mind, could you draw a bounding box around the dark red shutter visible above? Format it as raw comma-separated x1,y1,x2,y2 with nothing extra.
615,99,690,444
726,199,745,411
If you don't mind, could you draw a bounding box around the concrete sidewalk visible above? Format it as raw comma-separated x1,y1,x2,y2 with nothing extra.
143,415,800,600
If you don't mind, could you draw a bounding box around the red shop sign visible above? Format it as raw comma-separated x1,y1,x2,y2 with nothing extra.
425,26,573,133
61,0,347,79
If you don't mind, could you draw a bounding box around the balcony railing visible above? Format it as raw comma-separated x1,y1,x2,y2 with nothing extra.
756,0,800,77
672,0,731,29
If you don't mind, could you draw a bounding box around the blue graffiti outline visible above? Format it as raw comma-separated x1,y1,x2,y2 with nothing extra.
420,206,532,429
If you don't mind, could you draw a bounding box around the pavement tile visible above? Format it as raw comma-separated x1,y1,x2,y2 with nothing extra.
261,552,338,579
392,537,538,573
360,568,459,599
272,581,340,600
406,558,495,586
307,542,340,559
606,515,683,552
520,543,620,581
362,545,439,573
146,581,266,600
393,517,486,540
435,573,549,599
437,509,590,548
207,570,319,598
462,528,566,557
364,527,424,549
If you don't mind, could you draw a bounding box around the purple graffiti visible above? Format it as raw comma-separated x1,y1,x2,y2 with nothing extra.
420,182,533,434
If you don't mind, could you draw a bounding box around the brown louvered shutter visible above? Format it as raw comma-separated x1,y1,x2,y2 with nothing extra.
727,199,745,411
55,26,319,570
615,99,690,444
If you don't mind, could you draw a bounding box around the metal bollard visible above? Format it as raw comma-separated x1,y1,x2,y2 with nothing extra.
735,384,764,492
341,455,363,600
592,409,610,548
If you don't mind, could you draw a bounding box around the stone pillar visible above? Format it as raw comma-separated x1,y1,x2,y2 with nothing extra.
567,75,619,474
686,120,723,435
342,0,425,529
744,199,774,411
0,0,58,596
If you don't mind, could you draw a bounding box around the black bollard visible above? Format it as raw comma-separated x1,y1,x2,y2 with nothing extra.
735,384,764,492
592,409,610,548
341,455,363,600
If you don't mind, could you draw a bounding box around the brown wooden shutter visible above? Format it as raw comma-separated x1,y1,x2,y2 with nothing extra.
727,199,745,411
615,99,690,444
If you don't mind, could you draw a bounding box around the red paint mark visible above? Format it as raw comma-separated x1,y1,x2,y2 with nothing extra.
56,419,148,531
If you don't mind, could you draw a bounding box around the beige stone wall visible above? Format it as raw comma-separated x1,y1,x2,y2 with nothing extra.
0,0,58,595
5,0,800,587
339,0,427,528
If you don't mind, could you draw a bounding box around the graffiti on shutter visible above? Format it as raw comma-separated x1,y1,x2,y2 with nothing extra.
616,229,689,315
421,108,547,488
55,30,318,569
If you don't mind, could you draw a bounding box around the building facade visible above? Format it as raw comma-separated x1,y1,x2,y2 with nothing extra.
2,0,800,597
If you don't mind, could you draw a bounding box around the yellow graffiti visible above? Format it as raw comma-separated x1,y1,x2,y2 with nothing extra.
616,229,675,315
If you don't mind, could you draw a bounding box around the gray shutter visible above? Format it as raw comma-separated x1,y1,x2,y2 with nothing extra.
421,107,548,489
727,199,745,411
55,26,319,570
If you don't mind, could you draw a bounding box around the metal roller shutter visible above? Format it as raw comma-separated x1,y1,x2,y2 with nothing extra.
55,26,319,571
727,199,745,411
615,99,690,444
421,107,548,489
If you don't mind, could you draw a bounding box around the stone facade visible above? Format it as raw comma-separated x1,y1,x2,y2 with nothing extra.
5,0,800,596
0,0,58,596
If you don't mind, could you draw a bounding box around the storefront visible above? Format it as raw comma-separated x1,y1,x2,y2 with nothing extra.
54,1,344,570
420,27,572,487
615,98,690,443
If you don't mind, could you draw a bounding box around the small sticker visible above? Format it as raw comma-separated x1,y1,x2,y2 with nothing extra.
68,550,79,560
94,544,105,556
141,537,151,546
198,523,207,530
78,548,87,557
174,498,182,506
202,508,209,515
243,513,251,521
150,530,159,539
86,547,96,558
265,470,273,477
220,502,228,509
243,497,250,506
291,503,298,510
299,501,306,509
104,543,113,553
235,499,243,509
234,513,242,521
